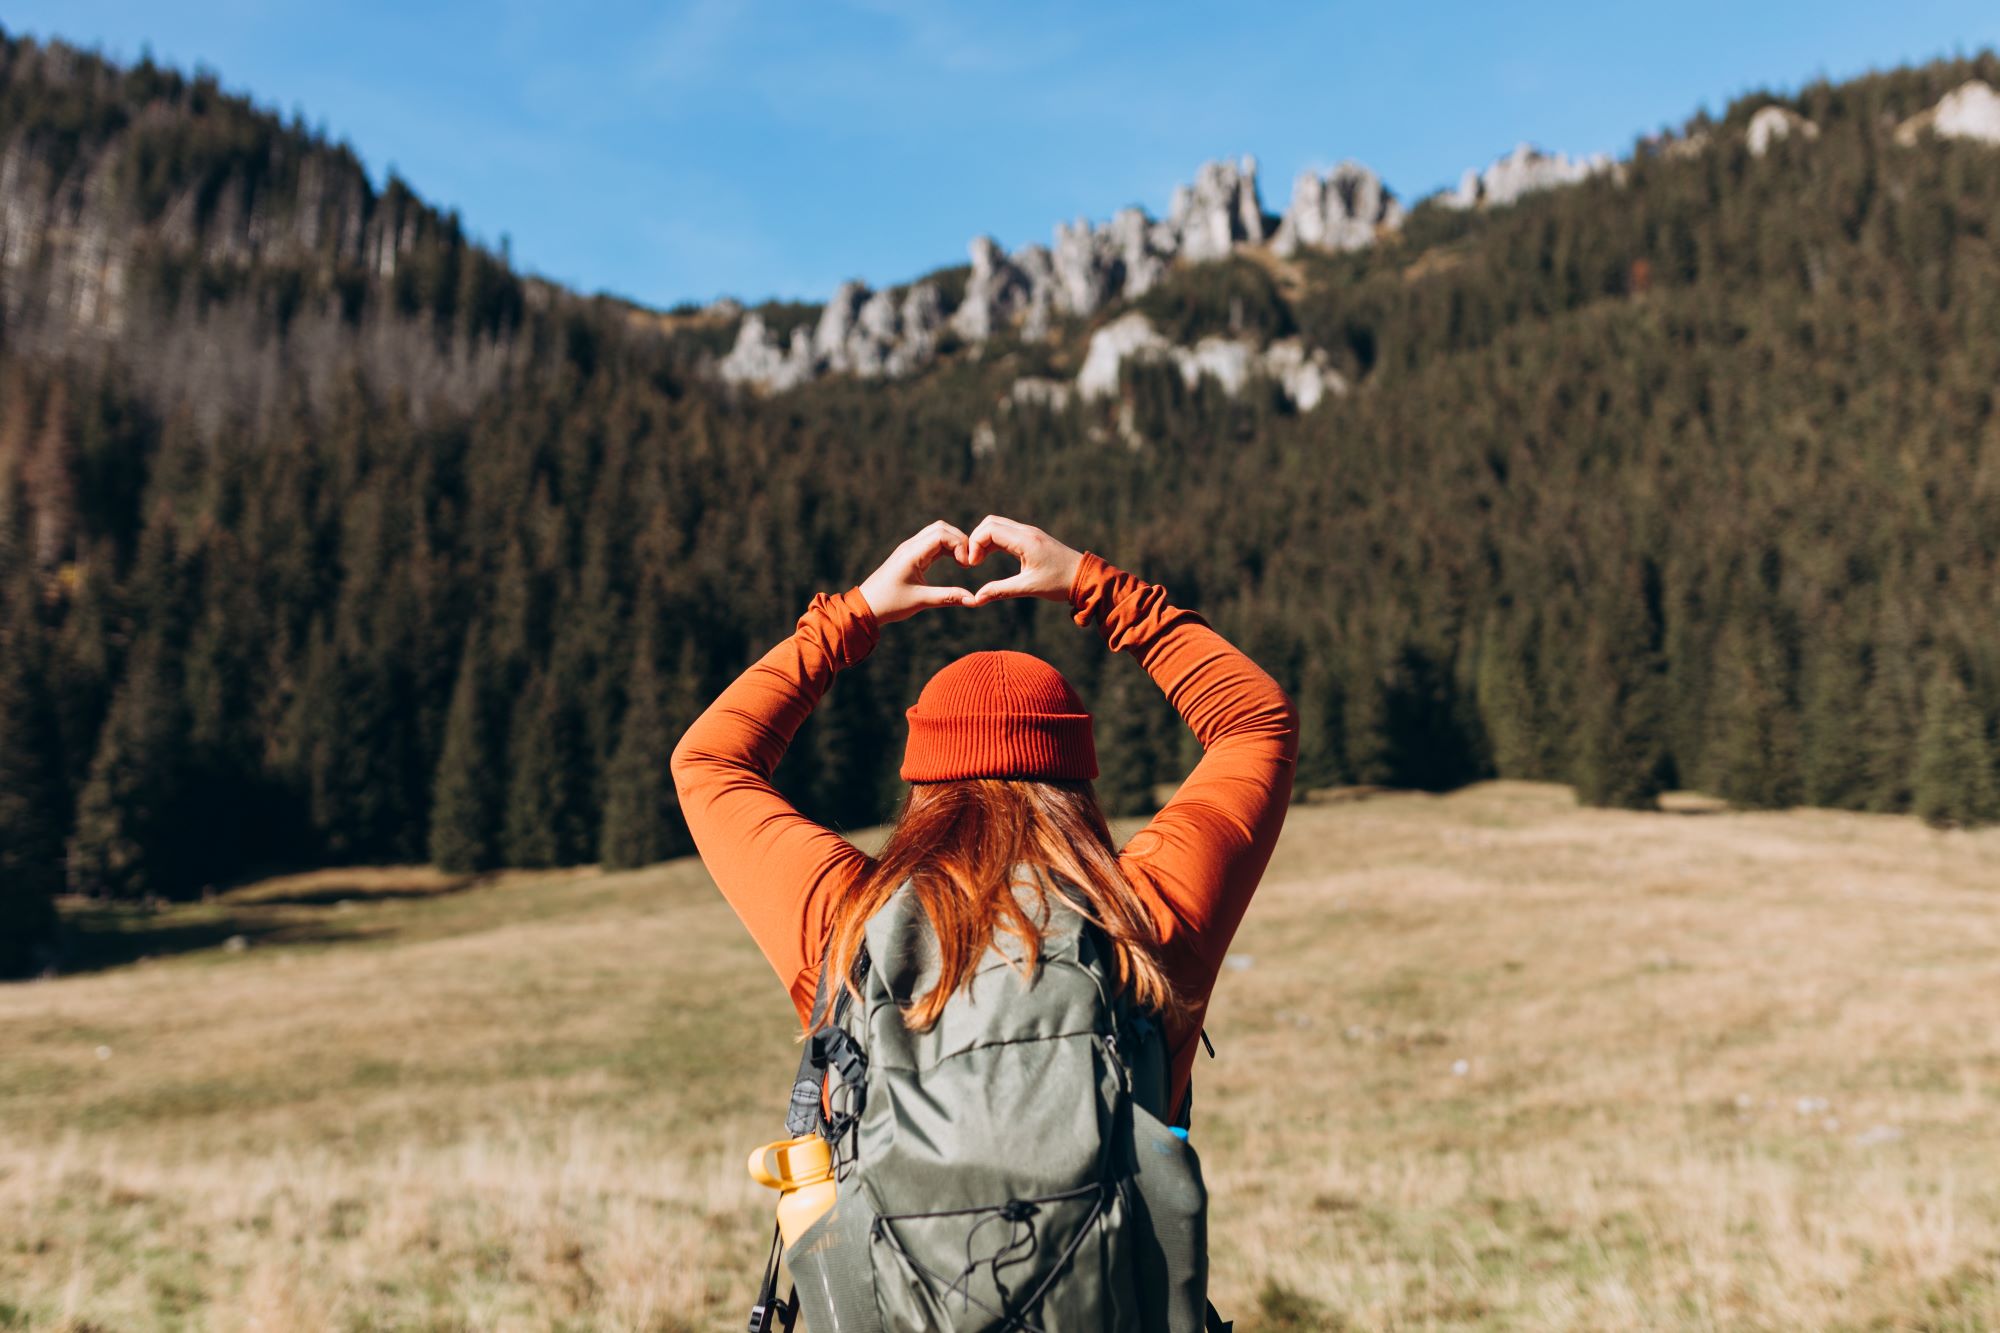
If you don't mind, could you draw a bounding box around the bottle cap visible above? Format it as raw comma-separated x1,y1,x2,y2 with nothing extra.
748,1133,834,1189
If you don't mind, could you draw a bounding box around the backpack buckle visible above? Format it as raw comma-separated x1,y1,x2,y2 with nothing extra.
746,1220,799,1332
746,1296,798,1333
812,1026,869,1088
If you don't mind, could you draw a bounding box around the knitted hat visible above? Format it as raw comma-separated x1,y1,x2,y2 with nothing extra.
901,650,1098,782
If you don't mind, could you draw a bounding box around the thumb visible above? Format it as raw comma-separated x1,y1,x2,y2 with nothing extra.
909,584,972,610
966,573,1036,607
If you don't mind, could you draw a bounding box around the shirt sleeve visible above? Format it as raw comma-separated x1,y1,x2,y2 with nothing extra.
1069,550,1301,1101
669,585,882,1023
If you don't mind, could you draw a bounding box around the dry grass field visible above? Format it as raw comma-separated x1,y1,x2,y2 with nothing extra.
3,780,1998,1331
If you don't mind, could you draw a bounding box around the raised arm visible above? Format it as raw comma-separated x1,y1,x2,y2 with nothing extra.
668,585,879,1016
669,520,975,1020
961,514,1299,1108
1067,552,1299,982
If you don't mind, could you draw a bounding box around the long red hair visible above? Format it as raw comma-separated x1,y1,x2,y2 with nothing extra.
812,778,1184,1033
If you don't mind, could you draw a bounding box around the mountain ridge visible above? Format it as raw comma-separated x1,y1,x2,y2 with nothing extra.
6,34,2000,976
713,74,2000,402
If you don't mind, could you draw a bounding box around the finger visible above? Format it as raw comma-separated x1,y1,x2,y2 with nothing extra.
905,521,970,573
966,514,1027,565
902,519,964,554
937,521,972,565
966,572,1037,606
908,584,971,611
963,515,995,564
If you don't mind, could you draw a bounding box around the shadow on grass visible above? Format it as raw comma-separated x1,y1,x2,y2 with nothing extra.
1240,1281,1351,1331
48,875,485,976
242,880,480,908
47,905,346,975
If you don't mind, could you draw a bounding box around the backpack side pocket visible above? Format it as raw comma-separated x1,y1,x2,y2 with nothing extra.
1123,1101,1210,1331
786,1170,886,1333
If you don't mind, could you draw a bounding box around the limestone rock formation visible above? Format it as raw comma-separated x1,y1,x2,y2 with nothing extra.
1078,312,1169,400
1930,79,2000,142
711,135,1614,397
1176,337,1256,395
1008,376,1074,411
1444,143,1616,209
887,282,946,376
1272,162,1401,256
1167,156,1271,262
1260,339,1348,411
812,281,869,370
1747,106,1819,157
957,155,1274,345
717,277,947,390
1074,312,1344,412
717,313,816,393
1105,207,1175,298
1895,80,2000,146
950,236,1037,343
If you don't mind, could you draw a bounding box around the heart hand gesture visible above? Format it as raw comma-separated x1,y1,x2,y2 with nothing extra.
855,516,1083,624
856,520,975,625
960,514,1084,608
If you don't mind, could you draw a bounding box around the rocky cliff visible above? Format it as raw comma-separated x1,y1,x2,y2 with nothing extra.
0,31,574,435
713,139,1611,407
715,76,2000,414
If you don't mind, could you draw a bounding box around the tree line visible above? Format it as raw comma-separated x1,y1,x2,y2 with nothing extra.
3,36,2000,975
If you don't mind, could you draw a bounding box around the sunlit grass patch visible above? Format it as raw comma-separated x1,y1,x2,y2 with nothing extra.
2,781,1997,1328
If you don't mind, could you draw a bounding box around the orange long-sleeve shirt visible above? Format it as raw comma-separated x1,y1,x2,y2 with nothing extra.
668,550,1300,1116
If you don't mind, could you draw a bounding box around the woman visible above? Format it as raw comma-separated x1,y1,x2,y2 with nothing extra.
670,514,1298,1329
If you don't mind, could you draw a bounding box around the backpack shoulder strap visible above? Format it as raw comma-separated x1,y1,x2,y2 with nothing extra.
1169,1026,1218,1131
784,937,871,1136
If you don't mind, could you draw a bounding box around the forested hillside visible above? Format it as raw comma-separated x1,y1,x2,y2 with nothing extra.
4,28,2000,975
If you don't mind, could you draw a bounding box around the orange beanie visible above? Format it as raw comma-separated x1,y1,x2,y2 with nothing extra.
900,650,1098,781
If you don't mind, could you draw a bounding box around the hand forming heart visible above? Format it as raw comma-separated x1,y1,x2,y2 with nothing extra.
856,515,1085,625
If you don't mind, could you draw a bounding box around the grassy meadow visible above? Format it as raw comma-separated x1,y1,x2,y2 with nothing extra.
2,781,1998,1330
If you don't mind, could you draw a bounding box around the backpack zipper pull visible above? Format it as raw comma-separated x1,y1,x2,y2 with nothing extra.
1102,1027,1137,1094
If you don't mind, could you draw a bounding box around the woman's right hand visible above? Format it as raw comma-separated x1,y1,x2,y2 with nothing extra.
961,515,1085,608
857,519,976,625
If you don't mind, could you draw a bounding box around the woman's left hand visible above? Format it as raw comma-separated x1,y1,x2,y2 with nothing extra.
857,520,975,625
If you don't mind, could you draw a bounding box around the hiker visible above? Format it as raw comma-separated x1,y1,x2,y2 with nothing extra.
670,514,1298,1332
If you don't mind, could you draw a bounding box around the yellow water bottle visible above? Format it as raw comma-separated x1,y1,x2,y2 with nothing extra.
747,1133,837,1245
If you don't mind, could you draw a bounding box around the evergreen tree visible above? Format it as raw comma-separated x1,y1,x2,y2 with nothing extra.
1705,616,1802,810
1344,654,1397,789
800,663,887,832
429,627,504,873
1475,609,1551,780
600,624,688,869
1660,572,1717,789
1094,662,1160,817
1912,662,2000,828
1798,628,1871,809
1859,600,1925,812
661,639,706,848
502,668,591,867
1294,655,1350,790
67,639,195,898
0,616,62,974
1378,643,1484,792
1571,567,1668,810
7,42,2000,881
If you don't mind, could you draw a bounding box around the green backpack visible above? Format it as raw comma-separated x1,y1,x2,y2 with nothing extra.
749,867,1228,1333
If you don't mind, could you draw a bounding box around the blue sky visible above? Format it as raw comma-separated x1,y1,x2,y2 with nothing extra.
8,2,2000,310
